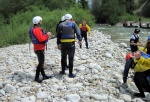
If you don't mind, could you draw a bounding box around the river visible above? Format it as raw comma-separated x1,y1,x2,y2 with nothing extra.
94,24,150,47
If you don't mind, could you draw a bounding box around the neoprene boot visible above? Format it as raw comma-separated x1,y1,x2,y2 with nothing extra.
34,77,42,83
43,75,53,80
59,71,66,74
86,43,89,49
80,45,82,48
35,70,42,83
68,73,76,78
134,93,145,98
41,68,53,80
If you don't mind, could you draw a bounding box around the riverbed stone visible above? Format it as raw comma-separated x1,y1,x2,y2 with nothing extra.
3,84,16,93
119,43,127,48
0,29,149,102
65,94,80,102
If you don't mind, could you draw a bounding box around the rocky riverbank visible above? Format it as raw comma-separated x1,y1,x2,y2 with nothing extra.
0,30,150,102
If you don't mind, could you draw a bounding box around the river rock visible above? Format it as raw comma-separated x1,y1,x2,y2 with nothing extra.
90,94,108,100
3,84,16,93
121,94,132,102
65,94,80,102
37,91,48,99
119,43,127,48
0,29,149,102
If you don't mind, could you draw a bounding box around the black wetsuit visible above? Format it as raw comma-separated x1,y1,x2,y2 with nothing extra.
81,30,88,48
123,58,150,96
57,21,82,76
130,34,139,52
146,42,150,54
35,50,47,78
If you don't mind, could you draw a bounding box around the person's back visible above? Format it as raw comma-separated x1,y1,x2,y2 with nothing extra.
59,20,80,42
57,14,82,78
56,16,65,36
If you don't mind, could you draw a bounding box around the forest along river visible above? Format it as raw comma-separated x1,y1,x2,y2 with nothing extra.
94,24,150,47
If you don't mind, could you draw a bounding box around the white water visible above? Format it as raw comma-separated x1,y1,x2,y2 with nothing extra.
94,24,150,47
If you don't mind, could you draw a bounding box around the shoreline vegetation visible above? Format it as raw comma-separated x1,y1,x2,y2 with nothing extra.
0,0,150,48
0,14,149,48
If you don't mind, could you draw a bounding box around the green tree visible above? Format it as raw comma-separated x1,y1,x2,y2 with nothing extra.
81,0,88,9
141,1,150,17
125,0,135,14
139,0,147,5
91,0,102,22
0,0,45,23
91,0,125,25
42,0,75,11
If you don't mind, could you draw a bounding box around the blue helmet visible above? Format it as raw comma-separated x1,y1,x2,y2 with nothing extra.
147,36,150,40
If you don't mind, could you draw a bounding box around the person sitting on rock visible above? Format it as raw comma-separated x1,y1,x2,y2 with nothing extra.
123,51,150,98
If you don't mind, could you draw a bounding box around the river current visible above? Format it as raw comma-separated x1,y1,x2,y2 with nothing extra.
94,24,150,47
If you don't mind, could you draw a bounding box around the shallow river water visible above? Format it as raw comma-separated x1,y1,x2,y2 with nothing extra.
94,24,150,47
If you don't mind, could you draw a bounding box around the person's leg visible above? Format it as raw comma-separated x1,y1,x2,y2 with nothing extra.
84,33,88,49
60,43,67,74
144,69,150,92
39,51,53,79
123,58,134,83
80,34,83,48
67,42,75,78
65,55,69,69
36,50,52,81
133,72,145,97
130,45,134,55
35,50,43,83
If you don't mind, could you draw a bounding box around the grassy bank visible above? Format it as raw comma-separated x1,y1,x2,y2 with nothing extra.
0,7,95,48
120,13,150,23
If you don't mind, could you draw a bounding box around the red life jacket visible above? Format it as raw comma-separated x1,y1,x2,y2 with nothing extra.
81,24,87,31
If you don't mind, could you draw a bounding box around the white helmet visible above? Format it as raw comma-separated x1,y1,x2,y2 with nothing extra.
32,16,42,24
64,14,72,20
61,16,65,21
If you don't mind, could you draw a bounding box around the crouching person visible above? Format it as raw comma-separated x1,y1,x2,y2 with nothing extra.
123,51,150,98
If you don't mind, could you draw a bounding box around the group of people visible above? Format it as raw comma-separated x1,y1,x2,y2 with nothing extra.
29,14,91,83
29,14,150,99
123,28,150,98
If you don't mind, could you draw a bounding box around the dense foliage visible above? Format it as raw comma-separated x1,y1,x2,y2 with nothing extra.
92,0,126,25
91,0,150,24
0,0,149,47
0,0,95,47
141,0,150,17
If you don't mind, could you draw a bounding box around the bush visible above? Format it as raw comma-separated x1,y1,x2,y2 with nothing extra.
43,0,75,11
0,0,46,19
0,6,95,47
120,13,139,21
141,1,150,17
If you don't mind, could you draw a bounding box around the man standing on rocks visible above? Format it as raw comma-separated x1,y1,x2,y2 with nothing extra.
130,28,142,54
56,15,69,69
56,14,82,78
29,16,53,83
79,20,91,49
